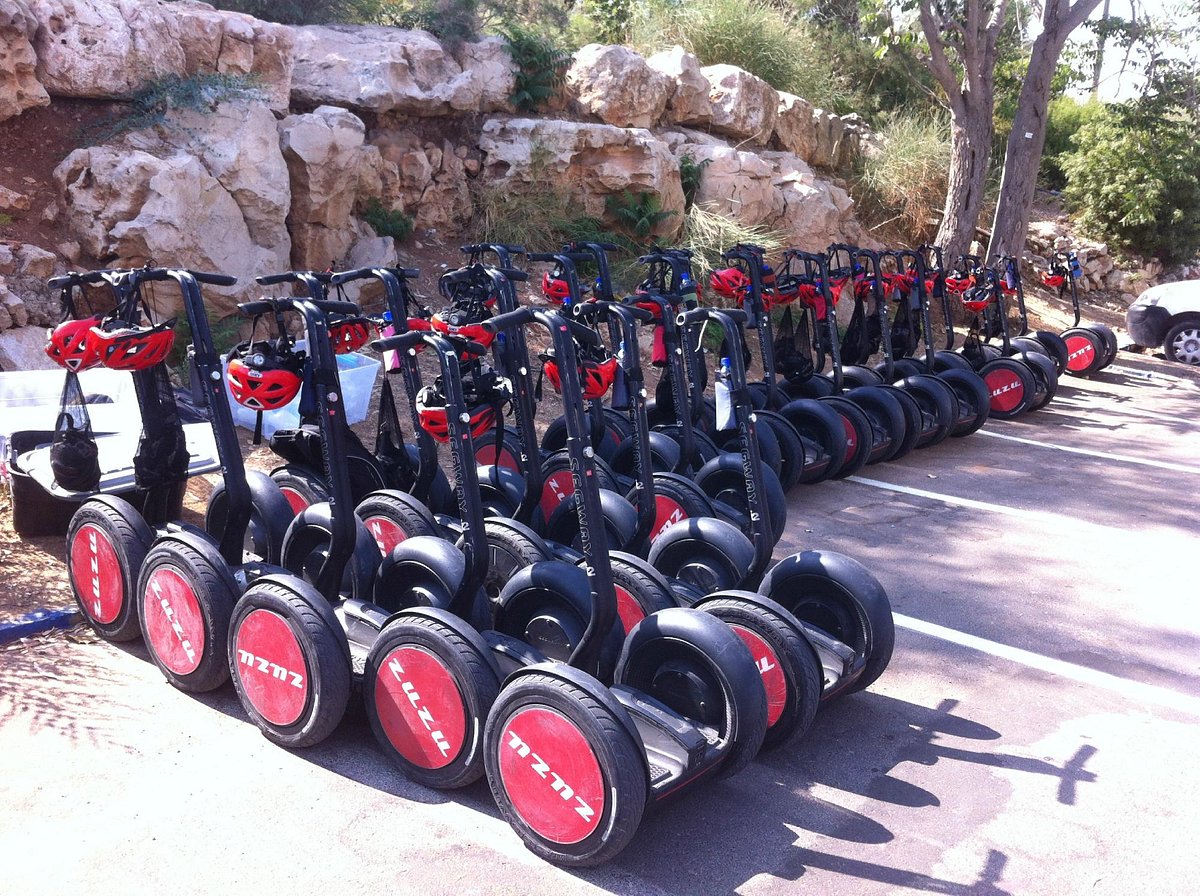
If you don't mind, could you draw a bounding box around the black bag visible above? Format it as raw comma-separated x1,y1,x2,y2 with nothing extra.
50,371,101,492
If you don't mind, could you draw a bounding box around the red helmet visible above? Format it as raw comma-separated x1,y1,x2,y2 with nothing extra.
414,378,502,443
45,315,104,372
541,346,618,400
327,314,375,354
770,274,799,305
226,340,305,411
960,287,991,313
945,275,974,294
439,269,499,309
90,317,177,371
709,267,751,301
541,270,573,305
1041,272,1065,289
430,309,496,350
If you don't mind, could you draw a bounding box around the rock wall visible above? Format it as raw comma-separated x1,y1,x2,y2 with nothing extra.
1,0,876,364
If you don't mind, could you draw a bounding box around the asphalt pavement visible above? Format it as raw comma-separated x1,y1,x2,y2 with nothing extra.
1,350,1197,895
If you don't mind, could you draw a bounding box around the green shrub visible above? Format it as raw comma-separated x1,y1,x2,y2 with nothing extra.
679,151,709,210
1062,105,1200,264
195,0,385,25
1040,96,1104,191
361,198,415,242
605,190,675,239
854,112,950,239
90,73,261,143
374,0,481,44
500,23,571,112
582,0,634,43
678,203,787,294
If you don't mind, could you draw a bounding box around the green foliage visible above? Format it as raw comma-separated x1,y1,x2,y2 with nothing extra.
90,73,260,144
1040,96,1104,191
195,0,385,25
501,23,571,112
0,213,12,227
1062,104,1200,263
583,0,634,43
361,199,415,242
678,203,786,294
630,0,846,110
605,190,675,239
854,112,950,238
679,152,709,211
374,0,481,44
168,310,243,386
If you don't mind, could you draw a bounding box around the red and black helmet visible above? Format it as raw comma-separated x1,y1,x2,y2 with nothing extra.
90,317,177,371
415,369,508,443
541,270,573,305
45,315,104,372
945,274,974,294
709,267,751,302
327,314,375,354
226,339,306,411
1041,272,1065,289
431,307,496,351
960,286,991,313
541,345,618,400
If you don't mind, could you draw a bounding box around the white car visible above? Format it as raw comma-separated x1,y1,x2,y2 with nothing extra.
1125,280,1200,366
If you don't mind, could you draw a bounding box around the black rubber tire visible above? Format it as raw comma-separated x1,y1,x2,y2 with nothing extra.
66,495,154,642
875,385,923,460
228,574,351,748
839,365,885,387
694,453,787,545
1017,350,1059,412
616,606,767,779
647,516,756,593
483,672,647,867
843,385,909,464
745,380,772,410
363,611,501,789
474,425,524,473
137,532,239,692
280,503,381,602
896,374,959,448
481,518,553,609
781,376,834,399
476,463,525,519
979,357,1036,418
355,489,439,557
605,550,679,634
937,368,991,437
204,470,292,565
817,396,872,479
652,424,721,471
873,357,924,382
1163,317,1200,366
933,350,975,373
372,535,465,614
759,550,895,699
270,464,328,516
696,592,823,750
608,430,681,480
544,488,640,554
757,410,806,491
1087,323,1119,369
715,420,783,481
1061,327,1107,377
1010,335,1052,362
1032,331,1070,375
541,411,627,462
493,561,623,675
645,473,715,544
538,450,620,529
777,398,847,483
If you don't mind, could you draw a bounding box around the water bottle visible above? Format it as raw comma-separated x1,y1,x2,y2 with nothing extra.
715,356,733,431
1069,252,1083,280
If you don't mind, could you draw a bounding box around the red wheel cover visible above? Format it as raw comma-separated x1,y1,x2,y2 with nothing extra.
476,443,521,473
839,414,859,464
234,609,309,727
540,470,575,520
374,646,468,769
651,496,687,542
615,585,647,635
70,523,124,625
497,706,604,845
1065,334,1097,372
984,368,1025,413
729,625,787,727
279,487,309,516
364,515,408,556
143,566,205,675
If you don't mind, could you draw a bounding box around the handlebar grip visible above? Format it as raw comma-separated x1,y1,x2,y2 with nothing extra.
238,299,286,316
482,307,535,333
188,271,238,287
524,252,557,264
565,317,603,348
371,332,424,354
314,299,361,315
256,272,297,286
497,268,528,282
678,307,749,327
329,267,374,286
48,271,106,289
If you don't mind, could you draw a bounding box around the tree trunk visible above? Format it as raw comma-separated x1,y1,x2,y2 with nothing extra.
936,107,993,262
988,0,1106,259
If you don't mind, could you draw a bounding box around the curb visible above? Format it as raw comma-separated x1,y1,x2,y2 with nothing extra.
0,608,83,645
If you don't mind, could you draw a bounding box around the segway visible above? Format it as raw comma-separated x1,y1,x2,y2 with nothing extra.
1025,250,1117,377
366,310,770,867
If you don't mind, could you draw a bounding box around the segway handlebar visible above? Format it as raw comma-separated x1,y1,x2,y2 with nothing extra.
575,300,654,325
460,243,526,257
238,297,360,317
48,271,108,289
677,306,748,327
483,306,604,348
329,266,420,285
255,270,337,287
371,330,489,358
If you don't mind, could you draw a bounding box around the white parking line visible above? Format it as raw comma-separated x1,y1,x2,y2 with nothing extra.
847,476,1070,524
976,429,1200,475
894,612,1200,716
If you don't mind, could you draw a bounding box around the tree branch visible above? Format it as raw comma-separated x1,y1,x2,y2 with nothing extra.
918,0,967,111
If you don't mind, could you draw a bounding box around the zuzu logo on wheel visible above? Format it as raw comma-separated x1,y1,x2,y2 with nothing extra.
498,706,605,845
142,566,204,675
1065,335,1096,372
69,524,124,624
373,646,467,769
729,625,787,727
233,609,308,727
984,368,1024,413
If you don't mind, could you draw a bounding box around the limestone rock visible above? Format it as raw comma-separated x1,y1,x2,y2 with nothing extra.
701,65,778,143
0,184,31,212
0,0,49,122
773,92,817,163
1,281,29,328
479,117,685,239
0,322,57,369
646,46,711,127
29,0,293,110
290,26,514,116
565,44,672,129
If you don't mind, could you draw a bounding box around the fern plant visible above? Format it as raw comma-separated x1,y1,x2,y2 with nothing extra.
361,198,415,242
501,24,571,112
605,190,675,240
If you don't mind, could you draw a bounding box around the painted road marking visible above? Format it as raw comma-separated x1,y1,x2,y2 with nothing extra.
847,476,1076,525
976,429,1200,475
894,613,1200,717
